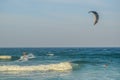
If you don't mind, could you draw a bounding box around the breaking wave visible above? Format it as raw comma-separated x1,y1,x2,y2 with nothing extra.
0,62,72,72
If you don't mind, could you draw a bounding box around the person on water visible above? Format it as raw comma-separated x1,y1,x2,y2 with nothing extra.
19,52,28,61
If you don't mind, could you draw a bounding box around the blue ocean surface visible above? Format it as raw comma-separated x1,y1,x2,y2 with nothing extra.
0,48,120,80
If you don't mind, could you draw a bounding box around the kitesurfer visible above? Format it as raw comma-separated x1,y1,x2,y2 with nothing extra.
19,52,28,61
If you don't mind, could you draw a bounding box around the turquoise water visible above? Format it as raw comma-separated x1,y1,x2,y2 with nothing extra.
0,48,120,80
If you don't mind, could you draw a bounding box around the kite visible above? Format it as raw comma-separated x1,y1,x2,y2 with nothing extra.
88,11,99,25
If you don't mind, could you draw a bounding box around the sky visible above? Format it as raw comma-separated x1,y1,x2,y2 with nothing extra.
0,0,120,47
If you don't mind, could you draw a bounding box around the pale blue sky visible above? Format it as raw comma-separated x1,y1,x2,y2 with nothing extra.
0,0,120,47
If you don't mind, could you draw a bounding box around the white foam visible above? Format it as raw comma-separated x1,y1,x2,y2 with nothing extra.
0,62,72,72
27,53,36,59
0,55,11,59
47,53,54,56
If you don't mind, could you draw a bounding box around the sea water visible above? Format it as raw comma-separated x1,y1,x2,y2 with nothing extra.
0,48,120,80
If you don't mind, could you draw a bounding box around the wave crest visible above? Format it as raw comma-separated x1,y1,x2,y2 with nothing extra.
0,62,72,72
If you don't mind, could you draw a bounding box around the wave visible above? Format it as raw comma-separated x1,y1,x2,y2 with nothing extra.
0,55,12,60
47,53,54,56
0,62,72,72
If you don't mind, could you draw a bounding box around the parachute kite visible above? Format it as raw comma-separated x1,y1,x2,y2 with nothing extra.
88,11,99,25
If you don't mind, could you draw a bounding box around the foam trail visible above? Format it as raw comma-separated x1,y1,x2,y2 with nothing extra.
0,62,72,72
27,53,36,59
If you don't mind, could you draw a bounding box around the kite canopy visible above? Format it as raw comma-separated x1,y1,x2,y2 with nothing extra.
88,11,99,25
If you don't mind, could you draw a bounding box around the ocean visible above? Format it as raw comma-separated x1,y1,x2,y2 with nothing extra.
0,47,120,80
